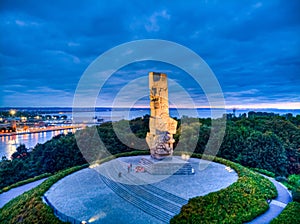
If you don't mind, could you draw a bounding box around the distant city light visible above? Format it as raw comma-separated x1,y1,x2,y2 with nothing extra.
9,109,16,116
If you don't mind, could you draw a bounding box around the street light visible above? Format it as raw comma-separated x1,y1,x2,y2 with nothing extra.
10,109,16,117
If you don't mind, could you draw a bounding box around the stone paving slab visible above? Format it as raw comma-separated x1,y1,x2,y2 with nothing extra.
44,156,238,223
1,156,293,223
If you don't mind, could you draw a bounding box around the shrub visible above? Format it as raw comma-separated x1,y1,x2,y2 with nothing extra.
0,151,145,223
0,165,87,224
275,174,300,190
171,153,277,224
1,152,277,224
288,174,300,187
275,176,288,182
251,167,275,178
271,202,300,223
292,186,300,202
0,173,52,194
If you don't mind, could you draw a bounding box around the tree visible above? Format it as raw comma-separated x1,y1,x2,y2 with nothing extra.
11,144,29,160
241,131,288,175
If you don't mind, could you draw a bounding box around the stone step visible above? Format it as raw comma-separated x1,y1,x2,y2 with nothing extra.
121,170,188,206
146,162,195,175
101,175,173,223
120,183,181,213
106,159,188,205
141,184,188,205
99,160,189,223
109,160,187,203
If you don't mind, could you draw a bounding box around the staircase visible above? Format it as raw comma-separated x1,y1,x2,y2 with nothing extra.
99,160,188,223
139,158,195,175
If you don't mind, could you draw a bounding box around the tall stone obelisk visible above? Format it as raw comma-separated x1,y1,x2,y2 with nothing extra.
146,72,177,160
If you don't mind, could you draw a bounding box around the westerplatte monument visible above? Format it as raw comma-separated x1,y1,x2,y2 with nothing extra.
146,72,177,160
143,72,194,175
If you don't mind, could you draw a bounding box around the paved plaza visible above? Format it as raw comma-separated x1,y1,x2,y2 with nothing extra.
44,156,238,223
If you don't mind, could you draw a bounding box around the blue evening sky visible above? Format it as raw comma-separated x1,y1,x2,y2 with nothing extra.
1,0,299,109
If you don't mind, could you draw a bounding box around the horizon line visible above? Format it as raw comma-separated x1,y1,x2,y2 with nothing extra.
0,106,299,110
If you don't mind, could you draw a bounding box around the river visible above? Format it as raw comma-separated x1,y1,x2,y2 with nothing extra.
0,129,74,159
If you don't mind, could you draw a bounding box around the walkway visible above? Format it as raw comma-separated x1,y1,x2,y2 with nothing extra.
246,175,292,224
0,162,292,223
0,178,47,208
44,156,238,223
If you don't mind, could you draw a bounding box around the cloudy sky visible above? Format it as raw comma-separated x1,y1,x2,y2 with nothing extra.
1,0,299,109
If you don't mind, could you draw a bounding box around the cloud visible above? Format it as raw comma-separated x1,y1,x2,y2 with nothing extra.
0,0,299,109
145,10,171,32
15,19,40,27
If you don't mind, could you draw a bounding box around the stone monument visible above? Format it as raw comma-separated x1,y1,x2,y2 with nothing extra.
146,72,177,160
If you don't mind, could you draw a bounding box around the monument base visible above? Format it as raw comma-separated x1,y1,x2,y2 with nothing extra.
150,153,173,161
139,157,195,175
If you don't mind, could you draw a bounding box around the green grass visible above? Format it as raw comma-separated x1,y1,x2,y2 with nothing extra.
250,167,276,178
271,202,300,224
0,151,148,224
0,173,52,194
0,164,89,224
274,174,300,199
1,151,277,224
170,153,277,224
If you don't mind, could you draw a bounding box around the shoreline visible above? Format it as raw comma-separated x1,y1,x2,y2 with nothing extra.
0,125,85,137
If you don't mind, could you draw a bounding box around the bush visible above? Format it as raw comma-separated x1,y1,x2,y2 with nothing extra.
1,152,277,224
275,174,300,191
0,173,51,194
0,165,88,224
288,174,300,187
275,176,288,182
0,151,145,223
251,167,276,177
292,186,300,202
271,202,300,223
171,153,277,224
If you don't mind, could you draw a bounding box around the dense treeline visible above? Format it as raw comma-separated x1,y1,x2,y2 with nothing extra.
0,134,86,189
174,113,300,176
0,112,299,189
0,117,149,189
222,113,300,175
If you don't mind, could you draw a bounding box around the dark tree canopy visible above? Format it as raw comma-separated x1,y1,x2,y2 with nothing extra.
0,112,299,189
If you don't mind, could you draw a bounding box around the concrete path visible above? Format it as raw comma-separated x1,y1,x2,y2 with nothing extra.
0,178,47,208
245,175,292,224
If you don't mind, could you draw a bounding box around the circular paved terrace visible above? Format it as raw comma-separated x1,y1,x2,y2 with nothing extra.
44,156,238,224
